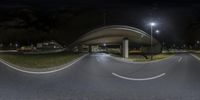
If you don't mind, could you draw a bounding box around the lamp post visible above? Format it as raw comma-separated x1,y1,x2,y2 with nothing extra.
150,22,156,60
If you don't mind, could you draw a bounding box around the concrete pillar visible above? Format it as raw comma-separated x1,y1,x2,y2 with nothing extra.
122,38,129,58
120,45,123,55
89,45,92,53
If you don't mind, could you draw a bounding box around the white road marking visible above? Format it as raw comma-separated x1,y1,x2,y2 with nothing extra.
0,54,88,74
112,72,166,81
178,57,182,62
190,53,200,61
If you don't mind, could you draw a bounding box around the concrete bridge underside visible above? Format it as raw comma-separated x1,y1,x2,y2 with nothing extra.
70,25,161,58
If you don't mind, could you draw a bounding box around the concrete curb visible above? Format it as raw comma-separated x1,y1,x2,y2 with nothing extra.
0,54,88,74
190,53,200,61
108,54,175,64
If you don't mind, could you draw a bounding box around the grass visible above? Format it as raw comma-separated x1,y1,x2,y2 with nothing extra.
0,52,83,68
129,54,174,62
195,53,200,58
110,52,174,62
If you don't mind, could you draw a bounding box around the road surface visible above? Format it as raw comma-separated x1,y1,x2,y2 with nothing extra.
0,53,200,100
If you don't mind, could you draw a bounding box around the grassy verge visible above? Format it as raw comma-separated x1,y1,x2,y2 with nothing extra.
129,54,174,62
0,52,84,68
195,53,200,58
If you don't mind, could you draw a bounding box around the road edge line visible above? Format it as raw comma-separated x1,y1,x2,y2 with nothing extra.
0,54,88,74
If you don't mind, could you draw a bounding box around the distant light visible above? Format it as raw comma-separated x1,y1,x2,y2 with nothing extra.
9,43,12,46
155,30,160,34
150,22,156,26
197,40,200,44
103,43,106,46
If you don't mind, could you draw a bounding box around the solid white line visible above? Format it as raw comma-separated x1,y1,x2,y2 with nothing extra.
178,57,182,62
112,72,166,81
0,54,88,74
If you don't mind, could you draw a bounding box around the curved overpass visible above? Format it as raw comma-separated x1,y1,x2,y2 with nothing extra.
70,25,161,58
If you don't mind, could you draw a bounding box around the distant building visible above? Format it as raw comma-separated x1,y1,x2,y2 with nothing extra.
36,40,63,50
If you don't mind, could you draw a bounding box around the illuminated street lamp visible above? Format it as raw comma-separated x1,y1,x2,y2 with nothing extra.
149,22,156,60
155,30,160,34
15,43,18,47
150,22,156,27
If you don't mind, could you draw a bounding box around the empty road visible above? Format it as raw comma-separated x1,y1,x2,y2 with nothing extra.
0,53,200,100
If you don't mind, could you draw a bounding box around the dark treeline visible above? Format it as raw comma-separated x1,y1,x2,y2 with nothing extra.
0,7,200,47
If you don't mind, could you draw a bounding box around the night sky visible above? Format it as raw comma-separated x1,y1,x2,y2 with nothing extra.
0,0,200,47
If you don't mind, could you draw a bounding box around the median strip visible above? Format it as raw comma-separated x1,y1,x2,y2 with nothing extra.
109,54,175,64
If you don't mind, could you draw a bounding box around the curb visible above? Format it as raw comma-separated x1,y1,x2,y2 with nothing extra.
108,54,175,64
0,54,88,74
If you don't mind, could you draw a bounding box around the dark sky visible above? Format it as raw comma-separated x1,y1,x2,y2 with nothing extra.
0,0,200,46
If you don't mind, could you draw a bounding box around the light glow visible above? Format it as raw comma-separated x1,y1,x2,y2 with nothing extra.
155,30,160,34
150,22,156,26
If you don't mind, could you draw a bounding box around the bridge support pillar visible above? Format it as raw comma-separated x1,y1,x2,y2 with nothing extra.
89,45,92,53
122,38,129,58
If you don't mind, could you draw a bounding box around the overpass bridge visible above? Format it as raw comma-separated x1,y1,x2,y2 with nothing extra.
70,25,161,58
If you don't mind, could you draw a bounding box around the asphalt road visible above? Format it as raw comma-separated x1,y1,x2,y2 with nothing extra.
0,53,200,100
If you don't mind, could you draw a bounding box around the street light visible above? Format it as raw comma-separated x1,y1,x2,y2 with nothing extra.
150,22,156,26
155,30,160,34
149,22,156,60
